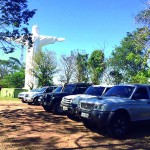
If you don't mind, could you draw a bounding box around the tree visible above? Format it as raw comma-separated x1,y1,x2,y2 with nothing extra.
0,57,23,79
0,66,25,88
88,50,105,84
108,28,150,83
135,1,150,28
60,51,76,83
75,52,89,83
31,49,58,87
0,0,36,54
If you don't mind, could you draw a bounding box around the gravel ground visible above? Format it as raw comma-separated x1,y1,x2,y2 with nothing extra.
0,100,150,150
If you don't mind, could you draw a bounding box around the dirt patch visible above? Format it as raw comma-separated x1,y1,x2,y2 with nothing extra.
0,100,150,150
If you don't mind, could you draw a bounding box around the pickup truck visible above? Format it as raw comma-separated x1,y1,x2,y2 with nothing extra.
78,84,150,139
60,85,113,120
41,83,91,114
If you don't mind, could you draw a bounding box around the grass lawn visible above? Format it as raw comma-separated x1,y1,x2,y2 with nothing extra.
0,97,19,101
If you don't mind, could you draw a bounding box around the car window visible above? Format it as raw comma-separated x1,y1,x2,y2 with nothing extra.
37,87,47,92
53,86,62,93
133,87,149,99
104,87,112,93
85,86,105,96
75,86,88,94
104,85,134,98
63,84,76,93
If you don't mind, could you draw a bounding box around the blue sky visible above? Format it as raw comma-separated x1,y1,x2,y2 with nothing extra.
0,0,146,62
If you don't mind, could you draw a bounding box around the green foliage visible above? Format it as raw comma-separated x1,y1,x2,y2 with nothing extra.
88,50,105,84
32,49,58,87
0,57,25,87
0,71,25,88
0,0,36,53
108,27,150,83
76,52,89,83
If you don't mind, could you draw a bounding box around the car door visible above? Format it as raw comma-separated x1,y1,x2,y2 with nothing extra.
131,86,150,121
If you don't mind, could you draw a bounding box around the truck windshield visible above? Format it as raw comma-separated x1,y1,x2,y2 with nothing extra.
63,84,76,93
53,86,62,93
103,85,135,98
37,87,47,92
85,86,105,96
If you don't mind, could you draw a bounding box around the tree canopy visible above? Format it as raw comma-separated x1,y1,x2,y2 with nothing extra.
31,49,58,87
88,50,105,84
0,0,36,54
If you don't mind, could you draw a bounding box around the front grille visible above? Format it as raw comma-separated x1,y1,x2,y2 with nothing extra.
61,98,72,106
80,102,95,110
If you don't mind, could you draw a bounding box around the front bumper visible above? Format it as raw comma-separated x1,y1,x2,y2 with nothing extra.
24,97,34,103
79,109,112,127
60,104,78,115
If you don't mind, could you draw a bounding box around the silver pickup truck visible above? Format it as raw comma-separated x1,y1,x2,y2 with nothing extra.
78,84,150,139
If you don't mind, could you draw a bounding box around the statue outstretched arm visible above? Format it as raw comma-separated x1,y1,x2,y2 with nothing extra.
38,35,65,47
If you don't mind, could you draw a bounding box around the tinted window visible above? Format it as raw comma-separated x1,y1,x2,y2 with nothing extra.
133,87,149,99
53,86,62,93
63,84,76,93
37,87,47,92
103,87,112,94
75,86,88,94
104,85,134,98
30,89,38,92
85,86,105,96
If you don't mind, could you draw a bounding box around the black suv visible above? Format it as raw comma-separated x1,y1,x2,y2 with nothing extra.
41,83,92,114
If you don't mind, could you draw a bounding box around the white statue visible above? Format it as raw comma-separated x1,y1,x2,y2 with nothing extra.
24,25,65,90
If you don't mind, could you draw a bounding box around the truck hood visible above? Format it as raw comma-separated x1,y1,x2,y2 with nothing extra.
48,92,69,98
64,94,97,100
80,96,130,105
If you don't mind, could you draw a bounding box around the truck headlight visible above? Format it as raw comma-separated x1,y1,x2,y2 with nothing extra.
93,104,104,110
38,96,43,101
71,98,79,104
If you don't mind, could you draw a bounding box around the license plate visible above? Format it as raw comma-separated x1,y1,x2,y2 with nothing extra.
63,106,68,111
81,112,89,118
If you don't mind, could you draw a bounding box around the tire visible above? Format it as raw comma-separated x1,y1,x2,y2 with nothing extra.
33,98,40,105
67,114,80,122
42,105,52,112
21,99,26,103
107,113,129,139
28,102,33,105
81,118,94,129
53,102,63,115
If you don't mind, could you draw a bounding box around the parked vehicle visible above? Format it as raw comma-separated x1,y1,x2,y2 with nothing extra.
60,85,113,120
24,86,57,105
41,83,92,114
38,86,63,104
78,84,150,139
18,88,38,103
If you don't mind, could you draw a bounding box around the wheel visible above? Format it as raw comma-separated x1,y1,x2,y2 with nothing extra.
33,98,40,105
53,102,63,115
107,114,129,139
21,98,26,103
42,105,52,112
81,118,94,129
67,114,80,122
28,102,33,105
